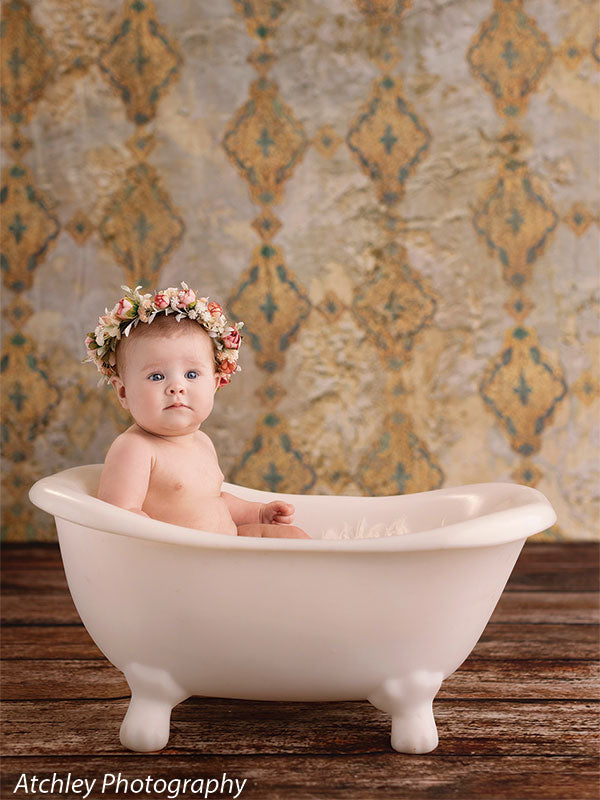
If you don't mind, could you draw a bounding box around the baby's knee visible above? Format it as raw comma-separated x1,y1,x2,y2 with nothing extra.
270,525,310,539
283,525,311,539
237,523,310,539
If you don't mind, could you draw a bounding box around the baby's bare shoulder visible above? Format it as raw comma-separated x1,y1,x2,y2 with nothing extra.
196,429,218,453
105,426,157,463
98,427,155,504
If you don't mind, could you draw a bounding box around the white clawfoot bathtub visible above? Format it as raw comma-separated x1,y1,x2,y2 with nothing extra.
29,465,556,755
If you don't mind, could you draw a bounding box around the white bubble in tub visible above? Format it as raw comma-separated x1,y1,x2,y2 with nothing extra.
321,516,410,539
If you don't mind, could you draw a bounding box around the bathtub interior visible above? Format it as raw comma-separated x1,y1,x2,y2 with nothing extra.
29,464,557,550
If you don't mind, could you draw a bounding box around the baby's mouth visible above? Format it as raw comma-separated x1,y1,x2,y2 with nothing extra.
165,403,190,410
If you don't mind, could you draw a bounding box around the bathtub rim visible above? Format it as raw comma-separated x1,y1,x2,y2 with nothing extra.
29,464,557,552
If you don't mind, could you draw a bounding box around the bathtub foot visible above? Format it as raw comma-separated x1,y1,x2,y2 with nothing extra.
119,663,188,752
367,670,444,754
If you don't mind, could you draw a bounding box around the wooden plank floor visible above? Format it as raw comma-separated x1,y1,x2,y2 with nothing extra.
1,542,598,800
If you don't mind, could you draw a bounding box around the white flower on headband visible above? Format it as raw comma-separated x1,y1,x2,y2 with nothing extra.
83,282,244,389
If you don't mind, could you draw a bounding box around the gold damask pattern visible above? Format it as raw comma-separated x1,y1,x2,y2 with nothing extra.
98,0,182,126
356,0,412,35
222,78,308,207
0,1,597,540
0,0,56,125
480,326,567,456
473,160,559,287
467,0,553,118
228,244,311,374
358,411,444,496
345,0,444,494
468,0,568,538
2,310,62,465
222,2,316,492
0,164,60,292
0,0,185,539
232,0,289,41
97,1,185,289
347,75,431,206
99,162,185,288
230,413,317,493
352,247,437,365
1,2,60,539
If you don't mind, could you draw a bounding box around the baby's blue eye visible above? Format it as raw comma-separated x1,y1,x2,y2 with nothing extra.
185,370,198,380
148,373,164,381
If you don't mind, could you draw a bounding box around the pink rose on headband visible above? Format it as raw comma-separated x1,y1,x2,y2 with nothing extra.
217,374,231,387
218,357,237,375
207,301,223,315
115,297,133,319
154,292,169,309
222,329,241,349
177,288,196,307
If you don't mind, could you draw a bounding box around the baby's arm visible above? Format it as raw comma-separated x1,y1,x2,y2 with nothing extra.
221,492,295,526
97,434,153,517
206,435,294,525
220,492,264,526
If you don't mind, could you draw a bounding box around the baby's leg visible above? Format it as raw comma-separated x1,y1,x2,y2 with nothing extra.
237,523,310,539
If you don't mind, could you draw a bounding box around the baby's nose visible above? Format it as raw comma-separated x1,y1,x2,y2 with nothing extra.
167,383,184,394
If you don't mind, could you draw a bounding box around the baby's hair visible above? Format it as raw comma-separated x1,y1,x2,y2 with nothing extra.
114,315,215,379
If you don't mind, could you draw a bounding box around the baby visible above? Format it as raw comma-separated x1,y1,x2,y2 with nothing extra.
85,283,310,539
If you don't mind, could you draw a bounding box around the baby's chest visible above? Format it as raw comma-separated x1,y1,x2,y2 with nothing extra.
149,449,224,497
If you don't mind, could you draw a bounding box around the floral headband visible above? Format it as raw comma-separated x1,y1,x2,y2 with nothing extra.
84,282,244,388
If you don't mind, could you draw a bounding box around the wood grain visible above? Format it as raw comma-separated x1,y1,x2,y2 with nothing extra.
1,542,598,800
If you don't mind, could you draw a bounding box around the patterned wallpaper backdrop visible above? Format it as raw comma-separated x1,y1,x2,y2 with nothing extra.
1,0,598,541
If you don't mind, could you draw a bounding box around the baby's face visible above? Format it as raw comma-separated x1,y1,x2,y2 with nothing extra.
110,327,220,437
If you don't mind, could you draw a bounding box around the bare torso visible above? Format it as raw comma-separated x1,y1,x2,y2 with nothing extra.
133,425,238,536
98,425,310,539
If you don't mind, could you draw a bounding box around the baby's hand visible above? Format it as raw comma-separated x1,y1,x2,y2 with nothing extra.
260,500,295,525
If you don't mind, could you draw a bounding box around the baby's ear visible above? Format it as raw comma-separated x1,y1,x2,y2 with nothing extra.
109,375,128,409
213,373,220,393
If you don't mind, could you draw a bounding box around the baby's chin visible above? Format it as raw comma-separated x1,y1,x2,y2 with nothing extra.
135,417,202,437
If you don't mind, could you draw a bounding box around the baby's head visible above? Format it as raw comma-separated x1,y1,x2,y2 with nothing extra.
84,283,244,435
